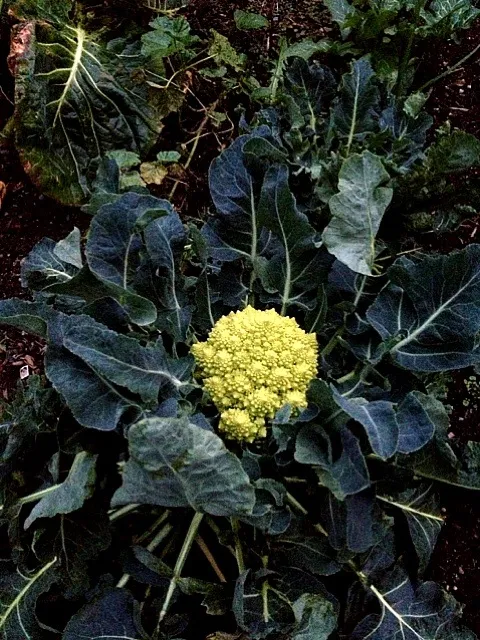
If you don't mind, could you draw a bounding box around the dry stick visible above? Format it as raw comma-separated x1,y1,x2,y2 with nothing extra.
157,511,204,628
196,534,227,583
169,99,220,201
417,41,480,93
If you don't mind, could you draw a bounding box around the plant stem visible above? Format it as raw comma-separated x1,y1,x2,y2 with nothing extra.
206,516,236,558
321,327,344,358
108,503,139,522
231,517,245,573
136,511,170,546
157,511,204,627
261,556,270,623
285,492,328,536
0,484,62,513
395,0,425,97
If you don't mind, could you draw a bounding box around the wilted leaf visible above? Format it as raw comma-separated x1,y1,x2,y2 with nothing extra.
208,30,246,71
140,161,168,185
9,22,163,204
427,130,480,173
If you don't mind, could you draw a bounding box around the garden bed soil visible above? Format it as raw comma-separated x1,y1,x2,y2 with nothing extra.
1,0,480,633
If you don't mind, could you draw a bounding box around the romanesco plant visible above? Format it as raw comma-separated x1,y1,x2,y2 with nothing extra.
191,306,318,442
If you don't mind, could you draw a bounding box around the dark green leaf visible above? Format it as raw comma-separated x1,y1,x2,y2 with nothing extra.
276,532,341,576
296,423,370,499
21,236,81,292
34,505,111,598
112,417,255,516
396,392,439,454
0,558,57,639
332,58,380,146
0,299,54,338
24,452,97,528
86,193,172,325
59,314,192,403
45,346,140,431
323,151,392,275
257,165,328,311
376,484,443,574
352,571,476,639
367,245,480,371
324,0,355,33
292,592,338,640
206,128,274,264
143,210,191,341
63,588,147,640
420,0,480,37
233,570,295,640
332,390,398,459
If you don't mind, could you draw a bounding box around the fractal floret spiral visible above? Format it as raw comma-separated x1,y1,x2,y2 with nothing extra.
191,306,318,442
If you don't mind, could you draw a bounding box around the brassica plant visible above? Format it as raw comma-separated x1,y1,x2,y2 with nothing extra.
1,107,480,636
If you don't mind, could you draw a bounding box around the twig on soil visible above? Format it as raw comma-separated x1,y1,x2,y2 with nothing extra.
418,42,480,93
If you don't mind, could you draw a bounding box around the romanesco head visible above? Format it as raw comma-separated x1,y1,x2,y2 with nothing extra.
191,306,318,442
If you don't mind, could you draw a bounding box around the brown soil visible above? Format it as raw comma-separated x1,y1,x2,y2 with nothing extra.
1,0,480,632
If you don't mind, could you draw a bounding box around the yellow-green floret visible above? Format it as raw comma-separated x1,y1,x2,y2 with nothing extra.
191,306,318,442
